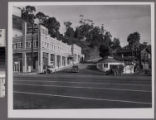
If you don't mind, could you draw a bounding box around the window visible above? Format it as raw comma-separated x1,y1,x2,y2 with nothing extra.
19,42,22,48
50,54,55,65
26,42,31,48
104,63,108,68
13,44,17,49
16,42,22,49
36,41,38,47
34,41,38,48
42,41,44,48
62,56,66,66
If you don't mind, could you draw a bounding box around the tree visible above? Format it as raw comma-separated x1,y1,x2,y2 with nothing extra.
99,44,110,58
111,38,121,57
63,21,75,44
87,26,103,48
75,23,93,40
127,32,141,57
64,22,75,38
36,12,61,39
75,21,106,48
127,32,140,50
75,15,94,40
103,31,112,46
43,17,60,38
146,45,151,54
111,38,121,50
75,16,116,60
127,32,142,69
36,12,47,24
64,21,72,28
21,6,36,24
56,33,63,41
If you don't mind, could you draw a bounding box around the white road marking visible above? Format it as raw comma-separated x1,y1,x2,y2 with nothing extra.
14,79,151,87
14,91,152,105
14,83,151,93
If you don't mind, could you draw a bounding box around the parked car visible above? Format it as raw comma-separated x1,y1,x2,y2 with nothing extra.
43,65,55,74
71,65,79,73
47,65,55,73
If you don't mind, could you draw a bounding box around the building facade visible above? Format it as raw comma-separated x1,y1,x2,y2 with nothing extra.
13,7,83,73
141,47,151,70
96,56,135,74
96,56,125,72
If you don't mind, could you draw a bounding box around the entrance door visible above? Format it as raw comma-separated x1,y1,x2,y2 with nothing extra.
43,52,48,70
13,62,20,72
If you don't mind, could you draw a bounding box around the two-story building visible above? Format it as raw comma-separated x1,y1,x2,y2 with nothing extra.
13,7,83,73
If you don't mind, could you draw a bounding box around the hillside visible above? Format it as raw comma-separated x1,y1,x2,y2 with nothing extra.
71,39,100,61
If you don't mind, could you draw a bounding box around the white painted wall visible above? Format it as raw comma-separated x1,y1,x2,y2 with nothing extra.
123,65,134,74
13,29,23,37
13,6,21,17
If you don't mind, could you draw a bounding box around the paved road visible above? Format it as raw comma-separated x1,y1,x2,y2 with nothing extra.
13,64,152,109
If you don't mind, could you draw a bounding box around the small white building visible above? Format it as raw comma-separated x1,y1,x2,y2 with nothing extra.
96,56,124,72
96,56,135,74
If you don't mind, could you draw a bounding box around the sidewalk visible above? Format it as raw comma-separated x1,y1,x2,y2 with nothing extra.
14,72,38,76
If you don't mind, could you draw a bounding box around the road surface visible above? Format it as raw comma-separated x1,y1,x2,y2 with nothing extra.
13,63,152,109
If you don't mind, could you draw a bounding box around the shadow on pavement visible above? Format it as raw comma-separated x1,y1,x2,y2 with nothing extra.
86,64,98,71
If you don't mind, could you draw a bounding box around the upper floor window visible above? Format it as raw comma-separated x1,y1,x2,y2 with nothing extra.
13,44,17,49
13,42,23,49
26,42,31,48
34,41,38,48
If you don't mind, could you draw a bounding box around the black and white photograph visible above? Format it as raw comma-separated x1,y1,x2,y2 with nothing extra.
8,2,154,118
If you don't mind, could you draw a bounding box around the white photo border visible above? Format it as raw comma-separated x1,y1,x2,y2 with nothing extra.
8,2,155,118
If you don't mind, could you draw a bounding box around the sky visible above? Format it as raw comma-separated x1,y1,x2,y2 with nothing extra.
34,5,151,47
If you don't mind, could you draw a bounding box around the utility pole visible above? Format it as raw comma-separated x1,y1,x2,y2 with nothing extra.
71,44,74,66
31,22,34,72
31,18,39,72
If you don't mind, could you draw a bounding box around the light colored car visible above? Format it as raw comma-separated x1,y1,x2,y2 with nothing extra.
46,65,55,74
